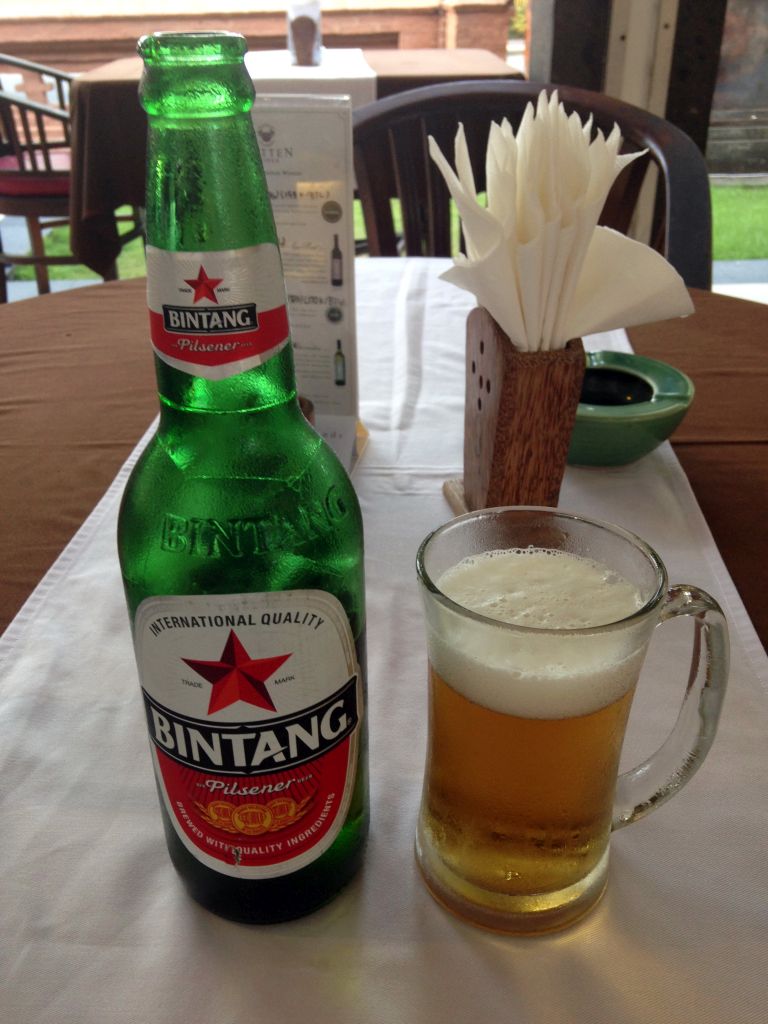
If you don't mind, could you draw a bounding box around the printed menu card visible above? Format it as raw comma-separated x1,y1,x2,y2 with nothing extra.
252,94,362,471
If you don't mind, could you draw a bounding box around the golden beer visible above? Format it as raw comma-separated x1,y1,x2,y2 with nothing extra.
416,547,647,931
421,663,635,896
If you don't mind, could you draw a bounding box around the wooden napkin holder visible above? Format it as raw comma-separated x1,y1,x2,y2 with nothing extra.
444,307,585,514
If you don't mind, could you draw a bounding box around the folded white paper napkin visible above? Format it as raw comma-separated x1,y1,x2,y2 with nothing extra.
429,90,694,351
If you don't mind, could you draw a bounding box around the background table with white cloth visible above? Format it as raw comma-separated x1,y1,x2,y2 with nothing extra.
1,259,767,1023
69,48,518,276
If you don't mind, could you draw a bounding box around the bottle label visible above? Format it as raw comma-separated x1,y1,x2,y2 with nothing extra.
146,245,290,380
133,590,363,878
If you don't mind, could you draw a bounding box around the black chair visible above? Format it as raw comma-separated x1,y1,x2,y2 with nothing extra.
353,80,712,290
0,54,142,302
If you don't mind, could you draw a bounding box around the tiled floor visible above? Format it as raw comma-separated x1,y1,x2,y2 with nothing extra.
713,281,768,303
711,259,768,304
2,214,767,304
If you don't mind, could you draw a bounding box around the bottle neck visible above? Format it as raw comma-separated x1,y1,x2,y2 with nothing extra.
143,95,297,417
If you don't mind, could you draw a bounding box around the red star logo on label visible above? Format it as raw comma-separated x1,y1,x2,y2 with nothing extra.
182,630,291,715
184,265,223,304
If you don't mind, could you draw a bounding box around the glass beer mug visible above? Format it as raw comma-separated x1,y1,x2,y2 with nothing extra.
415,507,729,934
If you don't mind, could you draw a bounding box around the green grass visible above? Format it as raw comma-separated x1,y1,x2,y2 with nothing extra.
10,186,768,281
11,203,369,281
710,184,768,260
10,206,146,282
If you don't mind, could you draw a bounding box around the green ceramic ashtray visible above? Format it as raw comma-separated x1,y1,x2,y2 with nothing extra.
567,351,694,466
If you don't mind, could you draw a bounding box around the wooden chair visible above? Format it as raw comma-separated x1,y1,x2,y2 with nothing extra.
353,80,712,290
0,54,142,302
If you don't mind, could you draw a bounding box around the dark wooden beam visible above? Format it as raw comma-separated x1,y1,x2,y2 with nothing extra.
666,0,729,153
550,0,613,90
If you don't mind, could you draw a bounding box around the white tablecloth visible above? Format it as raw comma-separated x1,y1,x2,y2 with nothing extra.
2,259,766,1024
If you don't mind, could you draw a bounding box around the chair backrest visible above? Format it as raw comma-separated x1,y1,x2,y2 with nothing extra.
0,53,73,112
353,80,712,290
0,88,71,181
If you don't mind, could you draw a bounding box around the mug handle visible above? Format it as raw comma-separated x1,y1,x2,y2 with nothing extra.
612,585,729,830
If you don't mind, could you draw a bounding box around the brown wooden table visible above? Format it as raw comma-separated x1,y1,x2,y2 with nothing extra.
1,278,766,648
69,49,518,276
628,288,768,646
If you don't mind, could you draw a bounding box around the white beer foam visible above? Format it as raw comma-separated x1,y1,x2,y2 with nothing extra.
431,549,647,719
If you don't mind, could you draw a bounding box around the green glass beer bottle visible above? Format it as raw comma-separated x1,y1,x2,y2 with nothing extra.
117,32,368,923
